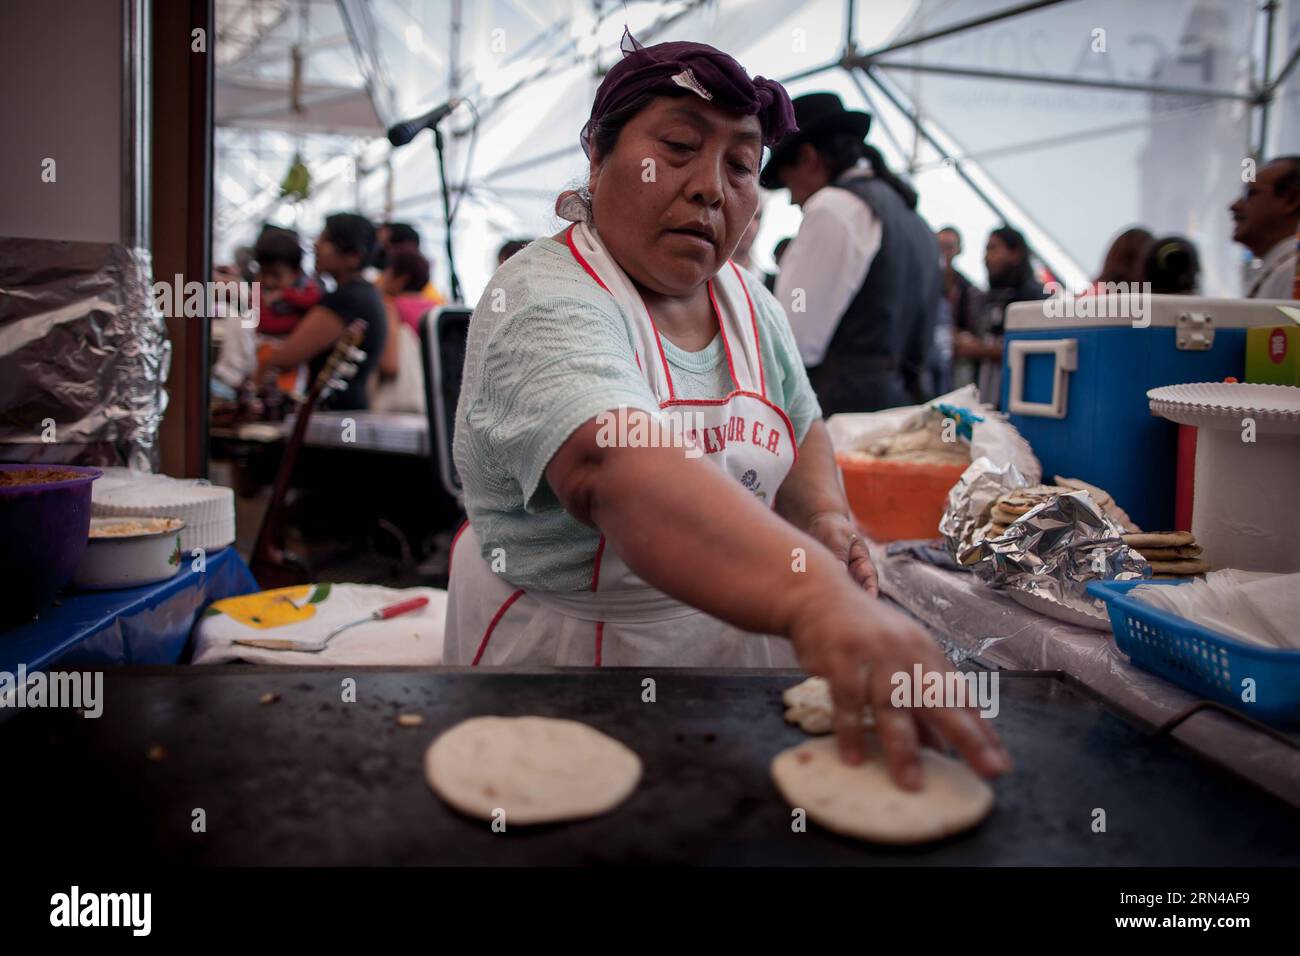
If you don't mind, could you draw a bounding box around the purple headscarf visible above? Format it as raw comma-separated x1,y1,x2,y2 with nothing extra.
580,29,797,157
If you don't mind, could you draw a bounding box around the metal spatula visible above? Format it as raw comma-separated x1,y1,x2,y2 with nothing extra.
233,596,430,653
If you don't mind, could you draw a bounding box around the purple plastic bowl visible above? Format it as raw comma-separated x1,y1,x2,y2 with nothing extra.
0,463,103,622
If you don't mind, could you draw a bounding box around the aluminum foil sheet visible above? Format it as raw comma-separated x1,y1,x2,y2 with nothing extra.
941,457,1149,624
0,238,169,471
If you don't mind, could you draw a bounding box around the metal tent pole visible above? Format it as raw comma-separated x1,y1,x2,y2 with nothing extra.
1257,0,1279,157
862,0,1077,59
856,58,1256,102
853,64,1077,283
844,68,909,167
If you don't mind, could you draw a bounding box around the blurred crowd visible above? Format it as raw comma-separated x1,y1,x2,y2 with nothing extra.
210,140,1300,422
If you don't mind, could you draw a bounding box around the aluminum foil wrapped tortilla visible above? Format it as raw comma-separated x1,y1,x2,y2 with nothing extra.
941,458,1149,628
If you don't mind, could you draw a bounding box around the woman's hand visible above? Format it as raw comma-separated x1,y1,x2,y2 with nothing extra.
806,510,877,597
788,584,1012,790
548,415,1009,791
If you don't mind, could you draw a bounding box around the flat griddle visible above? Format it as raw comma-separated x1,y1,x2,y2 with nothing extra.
4,667,1298,865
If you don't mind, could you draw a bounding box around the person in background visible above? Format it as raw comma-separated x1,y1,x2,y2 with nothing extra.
1144,235,1201,295
372,222,419,269
954,225,1047,406
373,247,431,413
251,226,322,337
1230,156,1300,299
773,236,792,266
1081,226,1153,295
765,92,939,414
374,220,448,306
211,226,318,400
234,245,256,283
765,235,793,292
379,247,434,336
497,238,532,266
937,226,980,332
933,226,981,396
261,212,387,411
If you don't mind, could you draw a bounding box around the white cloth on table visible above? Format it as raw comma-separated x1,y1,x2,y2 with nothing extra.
192,583,447,665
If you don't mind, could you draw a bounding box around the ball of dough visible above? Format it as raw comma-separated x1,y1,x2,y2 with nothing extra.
781,676,874,735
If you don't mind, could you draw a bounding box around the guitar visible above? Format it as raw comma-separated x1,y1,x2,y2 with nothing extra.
249,320,368,588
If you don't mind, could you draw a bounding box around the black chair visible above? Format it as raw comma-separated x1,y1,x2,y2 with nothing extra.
419,305,473,505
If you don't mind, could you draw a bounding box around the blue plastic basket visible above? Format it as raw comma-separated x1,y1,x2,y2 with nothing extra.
1087,579,1300,724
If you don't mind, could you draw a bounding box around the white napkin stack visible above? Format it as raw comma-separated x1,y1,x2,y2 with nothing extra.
1131,570,1300,650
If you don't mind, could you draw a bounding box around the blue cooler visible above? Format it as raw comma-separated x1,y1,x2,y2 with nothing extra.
1000,295,1290,530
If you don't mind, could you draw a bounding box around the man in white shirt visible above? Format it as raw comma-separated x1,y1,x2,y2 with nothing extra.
1231,156,1300,299
763,93,939,414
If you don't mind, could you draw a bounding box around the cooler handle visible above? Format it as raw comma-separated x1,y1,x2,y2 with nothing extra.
1007,338,1077,419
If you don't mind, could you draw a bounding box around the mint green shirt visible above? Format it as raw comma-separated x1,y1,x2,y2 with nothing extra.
453,237,822,592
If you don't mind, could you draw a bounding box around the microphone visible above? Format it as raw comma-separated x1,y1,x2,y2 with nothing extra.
386,98,463,147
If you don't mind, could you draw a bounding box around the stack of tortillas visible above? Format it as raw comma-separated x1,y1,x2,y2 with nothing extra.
984,479,1138,538
986,484,1069,537
1122,531,1210,578
771,736,995,844
424,716,642,825
1053,475,1140,531
781,676,874,735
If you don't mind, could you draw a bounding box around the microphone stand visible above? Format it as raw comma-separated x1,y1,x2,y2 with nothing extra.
433,126,463,303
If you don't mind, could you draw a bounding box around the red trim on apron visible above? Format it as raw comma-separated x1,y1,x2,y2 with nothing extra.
472,589,526,666
707,279,741,393
448,519,470,579
728,261,765,395
591,535,607,591
566,224,675,399
565,225,611,293
646,312,676,399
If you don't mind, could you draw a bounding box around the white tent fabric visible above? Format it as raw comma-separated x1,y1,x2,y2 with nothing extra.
214,0,1283,303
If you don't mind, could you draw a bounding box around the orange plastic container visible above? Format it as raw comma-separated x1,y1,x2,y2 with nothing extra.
836,454,968,543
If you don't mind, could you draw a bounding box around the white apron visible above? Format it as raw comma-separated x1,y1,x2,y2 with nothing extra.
444,222,799,667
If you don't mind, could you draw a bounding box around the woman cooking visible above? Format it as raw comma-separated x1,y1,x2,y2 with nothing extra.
447,31,1009,790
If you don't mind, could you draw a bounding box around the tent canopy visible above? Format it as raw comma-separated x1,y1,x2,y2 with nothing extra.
214,0,1298,302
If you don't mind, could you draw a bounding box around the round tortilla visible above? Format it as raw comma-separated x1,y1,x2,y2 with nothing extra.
771,736,994,844
1147,558,1211,575
425,716,642,825
1123,531,1195,549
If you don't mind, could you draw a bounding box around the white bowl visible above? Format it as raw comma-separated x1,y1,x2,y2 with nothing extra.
73,517,187,590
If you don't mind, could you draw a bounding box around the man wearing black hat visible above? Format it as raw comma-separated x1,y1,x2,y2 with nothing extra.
763,93,940,415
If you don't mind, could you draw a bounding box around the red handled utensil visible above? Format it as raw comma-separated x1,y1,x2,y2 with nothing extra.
233,595,430,653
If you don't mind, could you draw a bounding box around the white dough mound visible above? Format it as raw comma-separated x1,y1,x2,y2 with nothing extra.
425,716,642,825
771,736,994,844
781,676,875,735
